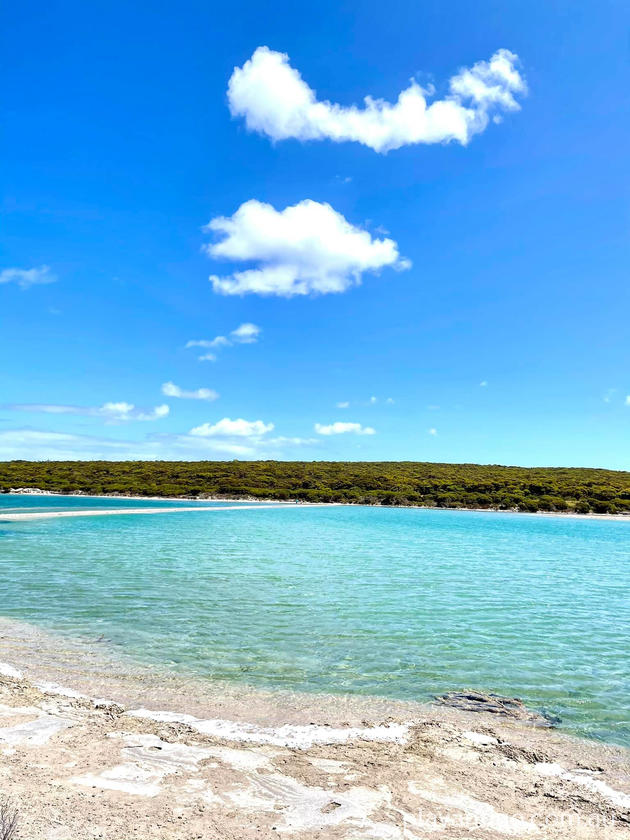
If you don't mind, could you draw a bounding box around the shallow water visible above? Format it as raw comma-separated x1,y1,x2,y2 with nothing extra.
1,495,629,746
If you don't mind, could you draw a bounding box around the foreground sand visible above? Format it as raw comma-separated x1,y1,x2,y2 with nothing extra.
0,631,629,839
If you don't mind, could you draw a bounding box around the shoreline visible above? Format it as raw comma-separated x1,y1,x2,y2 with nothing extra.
2,615,628,750
3,489,630,522
0,501,334,522
1,617,629,839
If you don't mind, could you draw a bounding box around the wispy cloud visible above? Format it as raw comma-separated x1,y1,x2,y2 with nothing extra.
0,420,316,460
205,199,409,297
186,323,262,361
0,429,148,460
228,46,526,153
428,427,438,436
480,380,488,387
337,396,395,408
161,382,218,401
314,422,375,436
0,265,57,289
186,337,230,350
6,402,170,422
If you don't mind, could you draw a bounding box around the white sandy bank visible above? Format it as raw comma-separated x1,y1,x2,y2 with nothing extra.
0,502,331,522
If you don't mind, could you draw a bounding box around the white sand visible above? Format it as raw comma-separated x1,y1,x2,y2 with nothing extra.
0,502,331,521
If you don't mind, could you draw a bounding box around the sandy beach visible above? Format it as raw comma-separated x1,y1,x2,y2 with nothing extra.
0,620,628,839
0,502,330,522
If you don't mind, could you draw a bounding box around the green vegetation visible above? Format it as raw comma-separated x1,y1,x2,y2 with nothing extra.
1,460,630,514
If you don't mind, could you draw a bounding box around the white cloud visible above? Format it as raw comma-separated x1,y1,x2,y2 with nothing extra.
186,323,261,360
127,404,170,421
0,424,314,461
161,382,218,401
0,265,57,289
314,422,375,435
7,402,170,422
186,337,229,349
190,417,274,438
205,199,409,297
428,427,438,436
228,46,526,153
230,322,261,343
480,380,488,387
385,397,395,404
336,401,350,409
369,396,378,404
178,419,314,458
625,396,630,406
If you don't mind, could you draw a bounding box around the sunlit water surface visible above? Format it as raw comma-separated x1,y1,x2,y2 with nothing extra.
1,495,628,746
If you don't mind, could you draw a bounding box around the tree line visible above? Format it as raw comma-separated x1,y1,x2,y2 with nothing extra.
1,460,630,514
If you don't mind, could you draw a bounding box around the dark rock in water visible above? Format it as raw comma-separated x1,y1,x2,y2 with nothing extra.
435,690,557,727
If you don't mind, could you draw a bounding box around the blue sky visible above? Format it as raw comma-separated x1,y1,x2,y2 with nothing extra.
2,0,629,467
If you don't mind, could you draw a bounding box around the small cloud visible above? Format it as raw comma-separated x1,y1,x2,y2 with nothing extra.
129,404,170,421
336,401,350,409
205,199,409,297
0,265,57,289
369,396,378,404
603,389,617,403
198,353,217,362
190,417,274,437
161,382,218,401
385,397,395,404
480,380,488,387
230,322,261,344
314,422,375,436
428,427,438,436
625,396,630,406
427,405,440,411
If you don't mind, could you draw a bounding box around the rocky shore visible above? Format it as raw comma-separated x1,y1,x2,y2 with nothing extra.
0,662,628,839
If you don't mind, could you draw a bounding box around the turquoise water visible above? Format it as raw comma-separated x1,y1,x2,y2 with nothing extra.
1,495,629,746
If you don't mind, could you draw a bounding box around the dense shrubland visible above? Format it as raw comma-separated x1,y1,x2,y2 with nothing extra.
1,460,630,514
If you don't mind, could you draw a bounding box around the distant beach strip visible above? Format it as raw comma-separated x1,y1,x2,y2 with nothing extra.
0,503,329,522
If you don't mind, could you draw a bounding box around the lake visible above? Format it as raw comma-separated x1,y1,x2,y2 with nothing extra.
1,494,628,746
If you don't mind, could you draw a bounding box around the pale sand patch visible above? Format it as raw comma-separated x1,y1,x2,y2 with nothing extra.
0,703,74,747
127,707,410,749
536,762,630,810
71,733,215,797
407,780,539,834
0,663,23,679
